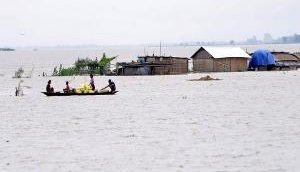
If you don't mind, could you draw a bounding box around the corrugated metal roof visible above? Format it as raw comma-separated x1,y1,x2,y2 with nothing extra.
294,53,300,59
192,46,250,59
140,56,190,60
272,52,300,61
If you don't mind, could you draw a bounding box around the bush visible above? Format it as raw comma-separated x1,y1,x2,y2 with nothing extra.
52,53,116,76
14,67,24,78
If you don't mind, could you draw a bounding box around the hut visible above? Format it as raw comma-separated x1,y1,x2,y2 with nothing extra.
117,56,189,75
272,52,300,70
191,46,250,72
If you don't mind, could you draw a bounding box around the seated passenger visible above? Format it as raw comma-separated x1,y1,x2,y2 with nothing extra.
63,81,70,93
89,74,95,91
46,80,54,93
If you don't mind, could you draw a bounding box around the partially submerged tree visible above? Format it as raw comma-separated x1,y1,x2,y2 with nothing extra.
13,66,34,78
14,67,24,78
15,80,31,96
52,53,117,76
15,80,24,96
98,53,117,75
52,66,59,76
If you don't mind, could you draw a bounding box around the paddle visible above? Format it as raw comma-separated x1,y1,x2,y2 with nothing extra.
100,86,108,91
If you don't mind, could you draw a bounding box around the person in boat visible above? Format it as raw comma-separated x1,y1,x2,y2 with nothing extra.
46,80,54,93
102,79,116,92
89,74,95,91
63,81,70,93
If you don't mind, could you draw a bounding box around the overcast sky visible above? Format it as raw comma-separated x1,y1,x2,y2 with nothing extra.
1,0,300,46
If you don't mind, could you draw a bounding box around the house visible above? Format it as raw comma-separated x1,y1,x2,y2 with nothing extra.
191,46,250,72
272,52,300,70
116,56,189,75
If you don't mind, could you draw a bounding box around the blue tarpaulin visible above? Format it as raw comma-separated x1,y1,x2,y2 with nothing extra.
249,50,275,68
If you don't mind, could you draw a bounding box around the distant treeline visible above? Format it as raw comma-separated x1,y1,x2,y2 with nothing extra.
52,53,116,76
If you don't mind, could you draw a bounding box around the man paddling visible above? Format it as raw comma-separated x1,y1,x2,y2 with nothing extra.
101,79,116,93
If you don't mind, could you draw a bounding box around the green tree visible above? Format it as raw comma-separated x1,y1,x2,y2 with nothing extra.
98,53,116,75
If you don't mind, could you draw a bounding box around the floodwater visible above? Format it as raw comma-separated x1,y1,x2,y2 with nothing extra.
0,45,300,172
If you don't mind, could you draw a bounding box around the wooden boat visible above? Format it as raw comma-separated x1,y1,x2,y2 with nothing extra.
42,91,118,96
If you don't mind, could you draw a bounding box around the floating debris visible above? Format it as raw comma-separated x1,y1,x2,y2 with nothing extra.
189,75,221,81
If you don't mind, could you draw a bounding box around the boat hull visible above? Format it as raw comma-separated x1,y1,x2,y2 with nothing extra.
41,91,118,96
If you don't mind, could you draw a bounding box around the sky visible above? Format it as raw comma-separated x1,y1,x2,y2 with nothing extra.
1,0,300,46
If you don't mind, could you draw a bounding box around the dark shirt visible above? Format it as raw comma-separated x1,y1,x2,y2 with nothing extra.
46,84,51,92
109,82,116,92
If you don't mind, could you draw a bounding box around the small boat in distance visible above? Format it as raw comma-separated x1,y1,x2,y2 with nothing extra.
0,48,14,51
42,91,118,96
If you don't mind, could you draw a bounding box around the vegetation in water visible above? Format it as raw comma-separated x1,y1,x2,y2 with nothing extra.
52,53,117,76
13,66,34,78
14,67,24,78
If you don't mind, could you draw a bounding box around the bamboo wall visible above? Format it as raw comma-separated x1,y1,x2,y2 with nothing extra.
192,50,214,72
170,58,189,74
214,58,248,72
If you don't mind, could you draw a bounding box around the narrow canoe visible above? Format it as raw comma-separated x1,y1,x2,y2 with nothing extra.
41,91,118,96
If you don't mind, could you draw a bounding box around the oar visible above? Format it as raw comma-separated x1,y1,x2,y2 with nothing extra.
100,86,109,91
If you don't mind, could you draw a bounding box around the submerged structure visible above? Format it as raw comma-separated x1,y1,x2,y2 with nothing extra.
116,56,189,75
249,50,276,70
249,50,300,71
191,46,250,72
272,52,300,70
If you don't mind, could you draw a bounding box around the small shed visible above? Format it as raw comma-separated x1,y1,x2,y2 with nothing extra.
191,46,250,72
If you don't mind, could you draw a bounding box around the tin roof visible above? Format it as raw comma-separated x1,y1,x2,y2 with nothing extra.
191,46,250,59
117,62,172,67
272,52,300,61
140,56,190,60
